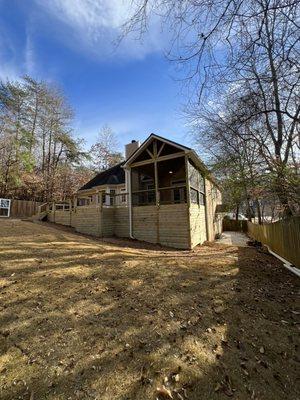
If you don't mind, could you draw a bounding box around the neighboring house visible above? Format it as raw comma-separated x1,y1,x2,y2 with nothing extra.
48,133,222,249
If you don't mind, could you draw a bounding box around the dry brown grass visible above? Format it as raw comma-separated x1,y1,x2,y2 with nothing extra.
0,219,299,400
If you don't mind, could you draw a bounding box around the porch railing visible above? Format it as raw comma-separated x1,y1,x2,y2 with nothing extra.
131,185,187,206
49,185,188,210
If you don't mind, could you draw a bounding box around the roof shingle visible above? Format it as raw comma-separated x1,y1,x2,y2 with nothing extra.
78,162,125,191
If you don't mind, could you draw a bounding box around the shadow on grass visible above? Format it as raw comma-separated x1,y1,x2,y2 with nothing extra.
0,222,299,400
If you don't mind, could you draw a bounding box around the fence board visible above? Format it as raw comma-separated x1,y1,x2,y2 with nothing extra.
223,219,248,232
9,199,42,218
247,217,300,268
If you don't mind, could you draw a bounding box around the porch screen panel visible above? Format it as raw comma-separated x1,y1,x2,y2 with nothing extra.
189,163,200,189
157,157,186,205
131,164,156,206
188,161,205,206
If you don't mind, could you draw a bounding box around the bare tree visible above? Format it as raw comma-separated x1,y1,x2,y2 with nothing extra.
90,125,123,171
123,0,300,215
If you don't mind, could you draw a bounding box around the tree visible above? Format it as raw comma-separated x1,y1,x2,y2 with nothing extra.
123,0,300,215
0,77,89,201
90,125,123,171
194,87,300,217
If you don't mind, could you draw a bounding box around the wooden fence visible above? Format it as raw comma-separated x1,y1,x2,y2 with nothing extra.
223,218,248,232
247,217,300,268
9,199,42,218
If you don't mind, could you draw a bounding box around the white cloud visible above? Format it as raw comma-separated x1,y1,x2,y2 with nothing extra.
0,31,21,81
34,0,165,60
0,19,37,81
0,62,20,81
24,25,36,75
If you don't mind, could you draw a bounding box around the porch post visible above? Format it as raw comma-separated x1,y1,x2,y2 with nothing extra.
153,140,159,205
127,168,134,239
69,198,72,225
185,155,192,249
153,141,160,243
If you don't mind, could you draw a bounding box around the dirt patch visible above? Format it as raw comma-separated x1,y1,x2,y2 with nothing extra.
0,220,299,399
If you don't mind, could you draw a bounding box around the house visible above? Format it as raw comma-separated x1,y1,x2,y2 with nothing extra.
47,134,222,249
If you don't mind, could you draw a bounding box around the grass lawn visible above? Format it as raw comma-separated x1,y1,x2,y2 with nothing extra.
0,220,299,400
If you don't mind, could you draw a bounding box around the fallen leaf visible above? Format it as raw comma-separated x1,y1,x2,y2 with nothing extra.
156,385,173,399
214,383,221,392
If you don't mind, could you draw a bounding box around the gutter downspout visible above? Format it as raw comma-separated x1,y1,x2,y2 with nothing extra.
204,177,209,241
127,168,134,239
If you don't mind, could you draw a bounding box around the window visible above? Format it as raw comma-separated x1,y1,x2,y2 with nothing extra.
199,175,205,205
171,180,186,203
109,189,115,206
190,188,199,204
77,198,90,206
199,192,205,205
189,164,199,189
0,198,11,217
120,189,126,203
199,175,205,193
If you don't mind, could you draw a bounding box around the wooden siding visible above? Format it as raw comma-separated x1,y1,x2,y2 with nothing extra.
70,211,76,228
46,200,212,249
114,208,130,238
74,206,102,237
52,210,71,226
132,204,190,249
48,206,130,239
132,206,157,244
102,208,115,236
205,179,222,241
190,204,207,247
158,204,189,249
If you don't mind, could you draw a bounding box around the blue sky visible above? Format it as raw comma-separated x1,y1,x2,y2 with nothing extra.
0,0,193,153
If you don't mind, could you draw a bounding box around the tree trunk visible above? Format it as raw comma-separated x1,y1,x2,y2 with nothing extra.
255,199,262,224
235,204,239,221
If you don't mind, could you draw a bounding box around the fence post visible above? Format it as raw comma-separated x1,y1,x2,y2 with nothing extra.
52,202,56,223
69,199,72,225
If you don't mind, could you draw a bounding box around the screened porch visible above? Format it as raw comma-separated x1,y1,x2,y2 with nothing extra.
130,150,205,208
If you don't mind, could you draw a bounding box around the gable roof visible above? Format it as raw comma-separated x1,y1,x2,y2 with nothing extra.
123,133,191,167
78,134,220,192
78,162,125,191
123,133,220,188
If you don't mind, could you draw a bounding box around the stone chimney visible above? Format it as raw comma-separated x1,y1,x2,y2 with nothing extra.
125,140,140,160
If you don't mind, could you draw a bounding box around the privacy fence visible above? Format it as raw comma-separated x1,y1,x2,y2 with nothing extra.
223,218,248,232
1,199,42,218
223,217,300,268
247,217,300,268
